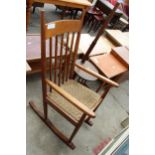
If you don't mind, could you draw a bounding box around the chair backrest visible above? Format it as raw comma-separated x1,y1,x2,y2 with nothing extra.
40,10,82,88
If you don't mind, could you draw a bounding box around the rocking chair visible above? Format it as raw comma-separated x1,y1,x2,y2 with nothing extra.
29,10,119,149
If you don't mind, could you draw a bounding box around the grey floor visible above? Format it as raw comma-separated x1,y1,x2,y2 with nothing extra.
27,4,129,155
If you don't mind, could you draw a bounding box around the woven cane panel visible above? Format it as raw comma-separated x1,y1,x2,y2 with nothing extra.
48,80,100,121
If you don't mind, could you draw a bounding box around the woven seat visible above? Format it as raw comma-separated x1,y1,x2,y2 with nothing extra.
48,80,100,121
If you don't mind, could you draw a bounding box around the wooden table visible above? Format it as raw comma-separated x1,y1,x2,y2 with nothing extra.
27,34,68,74
26,0,91,30
26,34,67,60
26,61,32,72
90,46,129,79
105,29,129,48
78,33,116,57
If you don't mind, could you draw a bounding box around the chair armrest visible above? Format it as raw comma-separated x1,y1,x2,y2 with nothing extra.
45,79,95,118
75,63,119,87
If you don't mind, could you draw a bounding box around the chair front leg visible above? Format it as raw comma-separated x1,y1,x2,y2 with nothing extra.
69,113,86,143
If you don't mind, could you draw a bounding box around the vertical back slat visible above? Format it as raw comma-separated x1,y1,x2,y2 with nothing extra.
65,33,70,81
69,32,75,78
49,37,53,92
54,36,58,84
49,37,53,82
58,34,64,86
70,32,80,78
62,33,69,83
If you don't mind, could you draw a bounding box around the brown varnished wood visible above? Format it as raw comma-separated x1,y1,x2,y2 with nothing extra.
29,12,95,149
70,33,75,53
42,19,82,86
45,20,81,39
85,84,112,126
62,33,69,83
26,0,33,31
26,0,88,74
89,46,129,79
89,46,129,92
70,32,81,78
69,32,75,78
85,85,111,125
40,10,48,119
49,37,53,83
75,63,119,87
65,33,70,81
111,46,129,68
58,34,64,86
69,113,86,142
29,10,119,149
66,33,71,80
54,36,58,84
31,0,91,9
95,86,111,111
90,54,128,79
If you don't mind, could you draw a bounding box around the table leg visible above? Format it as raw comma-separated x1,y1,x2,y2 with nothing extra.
26,0,33,31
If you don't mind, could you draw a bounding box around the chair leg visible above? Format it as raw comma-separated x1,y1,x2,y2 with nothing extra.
85,118,94,126
83,14,90,26
83,17,87,26
86,15,93,27
32,7,36,14
70,10,74,19
72,72,77,79
93,21,102,33
93,21,100,32
29,101,76,149
73,10,78,19
88,19,96,33
61,10,66,19
69,114,86,142
96,82,106,92
86,87,111,126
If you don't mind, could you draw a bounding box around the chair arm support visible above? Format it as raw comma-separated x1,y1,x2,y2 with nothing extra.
45,79,96,118
75,63,119,87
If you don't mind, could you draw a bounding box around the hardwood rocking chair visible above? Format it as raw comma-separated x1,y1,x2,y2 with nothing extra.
29,10,119,149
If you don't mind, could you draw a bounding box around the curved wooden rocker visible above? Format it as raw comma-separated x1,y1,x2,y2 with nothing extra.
29,10,119,149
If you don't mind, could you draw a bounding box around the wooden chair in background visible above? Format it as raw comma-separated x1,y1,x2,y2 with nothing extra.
55,5,74,19
84,6,102,25
55,5,81,19
87,13,108,33
29,10,119,149
32,2,44,14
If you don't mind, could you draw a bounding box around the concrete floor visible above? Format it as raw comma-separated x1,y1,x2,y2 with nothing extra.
27,4,129,155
